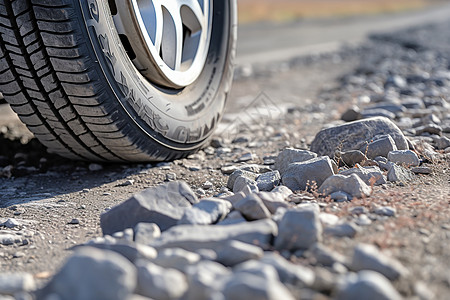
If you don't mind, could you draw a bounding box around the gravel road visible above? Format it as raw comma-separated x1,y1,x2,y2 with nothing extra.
1,7,450,300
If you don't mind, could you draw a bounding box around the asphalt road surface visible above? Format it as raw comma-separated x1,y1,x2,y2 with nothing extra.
235,2,450,66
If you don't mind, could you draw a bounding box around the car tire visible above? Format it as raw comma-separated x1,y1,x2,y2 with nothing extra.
0,0,236,162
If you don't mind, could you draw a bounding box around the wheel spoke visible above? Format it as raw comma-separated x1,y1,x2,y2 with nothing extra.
117,0,212,87
179,0,206,32
152,0,164,52
160,3,184,70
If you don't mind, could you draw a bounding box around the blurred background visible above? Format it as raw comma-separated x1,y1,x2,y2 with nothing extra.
238,0,446,23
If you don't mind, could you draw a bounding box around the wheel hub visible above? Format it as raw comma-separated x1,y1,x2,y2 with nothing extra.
113,0,213,89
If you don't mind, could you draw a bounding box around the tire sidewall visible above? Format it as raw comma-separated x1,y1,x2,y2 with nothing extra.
80,0,236,150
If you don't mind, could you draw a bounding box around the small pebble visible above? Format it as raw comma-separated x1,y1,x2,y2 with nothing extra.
118,180,135,187
68,219,80,225
202,181,213,190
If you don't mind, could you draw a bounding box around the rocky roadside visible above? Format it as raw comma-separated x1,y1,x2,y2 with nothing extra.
1,20,450,300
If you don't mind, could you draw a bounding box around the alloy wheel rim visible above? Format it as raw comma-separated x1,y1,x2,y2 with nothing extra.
114,0,213,89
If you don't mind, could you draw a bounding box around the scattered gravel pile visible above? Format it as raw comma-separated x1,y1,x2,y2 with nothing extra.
1,20,450,300
12,180,403,300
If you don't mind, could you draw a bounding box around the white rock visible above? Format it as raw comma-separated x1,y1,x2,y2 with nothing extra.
222,272,295,300
256,171,281,191
216,240,264,267
233,176,259,193
361,135,397,159
260,252,315,287
387,164,414,182
101,181,197,234
233,260,280,282
42,247,136,300
340,165,386,186
136,260,188,300
0,273,35,295
336,271,402,300
0,234,15,246
150,219,278,251
3,218,20,228
256,192,290,214
330,191,352,202
274,148,317,176
311,117,409,157
351,244,408,280
150,248,201,271
217,211,247,226
178,198,232,225
272,185,293,198
134,223,161,244
282,156,335,192
319,213,340,227
374,206,396,217
184,261,231,300
309,244,346,267
275,205,322,251
388,150,420,167
227,169,258,190
319,174,372,198
324,222,359,238
233,194,271,220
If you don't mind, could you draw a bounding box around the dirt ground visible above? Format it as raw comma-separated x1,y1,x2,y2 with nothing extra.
1,21,450,299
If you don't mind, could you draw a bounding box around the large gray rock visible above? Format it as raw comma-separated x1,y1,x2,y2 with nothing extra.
233,260,280,282
0,273,35,295
256,171,281,191
233,176,259,193
150,219,278,251
101,181,197,235
274,148,317,176
319,174,372,198
178,198,231,225
260,253,315,287
217,211,247,226
41,247,136,300
221,191,246,205
136,260,188,300
275,205,322,251
361,135,398,159
150,248,201,271
340,150,367,167
256,192,290,214
134,223,161,244
272,185,293,198
388,150,420,167
387,164,414,182
282,156,335,192
310,117,408,158
340,165,386,186
222,273,295,300
184,261,231,300
324,221,359,238
79,242,157,263
227,169,259,190
309,244,347,267
351,244,408,280
234,193,271,220
434,136,450,150
216,240,264,267
336,271,402,300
